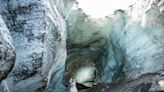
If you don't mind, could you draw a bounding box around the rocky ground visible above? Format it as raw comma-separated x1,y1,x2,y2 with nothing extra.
80,70,164,92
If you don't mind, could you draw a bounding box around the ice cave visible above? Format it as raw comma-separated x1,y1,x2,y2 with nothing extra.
0,0,164,92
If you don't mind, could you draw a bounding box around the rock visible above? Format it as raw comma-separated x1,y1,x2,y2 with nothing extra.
82,71,164,92
0,0,67,92
0,15,15,82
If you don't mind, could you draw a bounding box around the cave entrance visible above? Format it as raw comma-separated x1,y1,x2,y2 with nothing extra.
63,49,100,90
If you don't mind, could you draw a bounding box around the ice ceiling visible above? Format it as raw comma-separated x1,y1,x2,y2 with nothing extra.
77,0,136,18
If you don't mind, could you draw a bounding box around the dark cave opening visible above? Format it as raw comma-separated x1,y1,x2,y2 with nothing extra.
63,48,101,90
